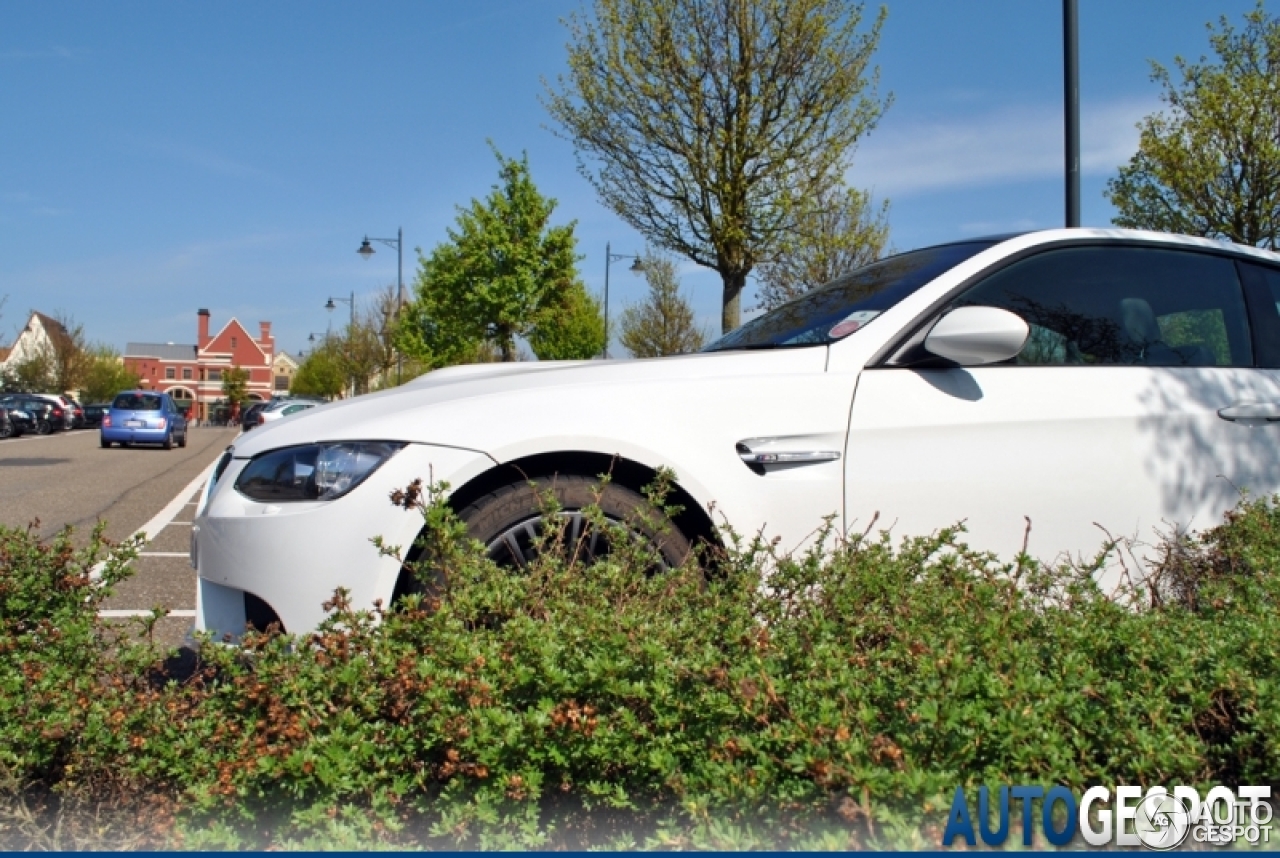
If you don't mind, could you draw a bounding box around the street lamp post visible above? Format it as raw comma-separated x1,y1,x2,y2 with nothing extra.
1064,0,1080,228
602,242,645,359
325,293,356,397
357,228,404,383
325,292,355,331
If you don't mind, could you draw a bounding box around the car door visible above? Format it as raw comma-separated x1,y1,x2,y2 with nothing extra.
842,243,1280,583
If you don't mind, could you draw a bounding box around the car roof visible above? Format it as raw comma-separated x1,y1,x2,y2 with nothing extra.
989,227,1280,265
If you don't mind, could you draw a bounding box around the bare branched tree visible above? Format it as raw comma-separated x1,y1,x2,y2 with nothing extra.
544,0,889,334
619,252,707,357
754,185,890,311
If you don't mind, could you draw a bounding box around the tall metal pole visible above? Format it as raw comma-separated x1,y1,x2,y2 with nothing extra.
1064,0,1080,228
602,241,611,360
348,291,356,399
396,226,404,384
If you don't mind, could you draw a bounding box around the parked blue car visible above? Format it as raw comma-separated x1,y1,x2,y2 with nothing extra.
100,390,189,449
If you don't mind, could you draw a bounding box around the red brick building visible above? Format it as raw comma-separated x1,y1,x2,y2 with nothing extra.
124,309,275,421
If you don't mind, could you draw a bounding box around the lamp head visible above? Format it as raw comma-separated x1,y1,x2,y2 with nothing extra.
357,238,375,259
629,257,646,274
325,298,337,311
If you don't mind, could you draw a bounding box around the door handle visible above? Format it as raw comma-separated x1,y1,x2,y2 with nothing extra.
736,439,841,466
1217,402,1280,422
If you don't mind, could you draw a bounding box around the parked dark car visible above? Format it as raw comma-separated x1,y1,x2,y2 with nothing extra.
26,393,80,429
0,396,68,434
81,403,109,429
240,401,270,432
65,397,86,429
0,407,23,439
0,405,32,437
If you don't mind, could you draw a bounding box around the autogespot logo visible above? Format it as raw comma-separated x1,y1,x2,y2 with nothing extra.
943,784,1272,849
1133,792,1191,850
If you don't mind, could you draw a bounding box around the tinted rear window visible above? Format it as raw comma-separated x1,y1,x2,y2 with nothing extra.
112,393,163,411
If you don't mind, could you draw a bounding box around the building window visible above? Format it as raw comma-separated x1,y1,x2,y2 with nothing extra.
209,369,222,382
274,374,289,390
231,336,238,348
183,367,192,380
165,367,175,379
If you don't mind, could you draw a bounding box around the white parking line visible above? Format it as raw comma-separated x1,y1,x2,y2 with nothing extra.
139,551,190,558
1,431,65,444
132,460,219,544
100,609,197,618
94,455,221,623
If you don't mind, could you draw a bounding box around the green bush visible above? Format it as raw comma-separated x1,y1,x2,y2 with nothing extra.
1,481,1278,849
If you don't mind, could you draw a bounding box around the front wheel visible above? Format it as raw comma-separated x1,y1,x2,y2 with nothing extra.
35,420,52,436
457,476,692,571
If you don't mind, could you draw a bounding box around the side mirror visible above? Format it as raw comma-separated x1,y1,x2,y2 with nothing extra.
924,306,1029,366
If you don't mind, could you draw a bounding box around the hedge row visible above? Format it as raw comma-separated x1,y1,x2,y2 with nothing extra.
1,479,1278,849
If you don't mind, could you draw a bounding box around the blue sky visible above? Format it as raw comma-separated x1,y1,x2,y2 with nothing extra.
0,0,1264,357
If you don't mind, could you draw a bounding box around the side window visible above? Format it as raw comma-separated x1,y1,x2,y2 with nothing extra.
951,246,1253,367
1236,261,1280,368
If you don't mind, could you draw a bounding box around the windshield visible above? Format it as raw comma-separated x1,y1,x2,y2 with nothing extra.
704,241,997,351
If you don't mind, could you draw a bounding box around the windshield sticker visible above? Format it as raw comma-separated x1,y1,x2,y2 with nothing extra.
828,310,881,339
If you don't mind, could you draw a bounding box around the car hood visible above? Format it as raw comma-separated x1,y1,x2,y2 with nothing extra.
233,348,830,458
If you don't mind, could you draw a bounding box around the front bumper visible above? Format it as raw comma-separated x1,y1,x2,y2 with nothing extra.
193,442,493,637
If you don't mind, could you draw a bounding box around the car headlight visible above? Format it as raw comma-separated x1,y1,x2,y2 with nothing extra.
234,441,406,502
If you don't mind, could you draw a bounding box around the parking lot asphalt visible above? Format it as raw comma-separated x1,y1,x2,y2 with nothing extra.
0,424,240,649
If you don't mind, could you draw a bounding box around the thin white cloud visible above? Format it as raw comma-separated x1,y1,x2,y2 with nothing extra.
847,98,1156,197
0,46,76,60
126,136,269,179
957,217,1043,236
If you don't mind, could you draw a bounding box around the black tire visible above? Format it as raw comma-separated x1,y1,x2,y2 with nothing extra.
0,423,11,440
178,429,187,448
36,420,52,436
457,475,692,571
100,437,111,448
163,430,173,450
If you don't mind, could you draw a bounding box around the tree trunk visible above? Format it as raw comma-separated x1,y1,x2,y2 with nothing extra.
499,331,517,362
720,268,748,334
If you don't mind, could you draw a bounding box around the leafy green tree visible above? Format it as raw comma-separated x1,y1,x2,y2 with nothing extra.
1106,3,1280,248
220,365,249,406
336,286,401,393
399,149,589,364
79,346,141,403
291,343,346,399
47,311,90,395
619,252,707,357
544,0,888,334
526,283,606,360
755,185,890,311
6,346,55,393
